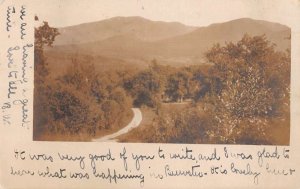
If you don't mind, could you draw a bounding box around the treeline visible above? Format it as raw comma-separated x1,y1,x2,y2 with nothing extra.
123,61,212,107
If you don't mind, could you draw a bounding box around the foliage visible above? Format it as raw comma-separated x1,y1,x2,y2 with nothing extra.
35,21,60,52
33,21,60,139
165,71,191,102
46,60,133,136
34,22,132,139
204,34,290,144
139,106,211,143
124,69,161,108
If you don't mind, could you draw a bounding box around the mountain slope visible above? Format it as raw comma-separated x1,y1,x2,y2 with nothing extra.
152,18,290,57
53,16,196,45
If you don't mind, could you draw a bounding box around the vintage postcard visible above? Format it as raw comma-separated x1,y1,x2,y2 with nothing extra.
0,0,300,188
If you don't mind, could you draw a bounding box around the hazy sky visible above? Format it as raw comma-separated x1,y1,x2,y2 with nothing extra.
31,0,299,28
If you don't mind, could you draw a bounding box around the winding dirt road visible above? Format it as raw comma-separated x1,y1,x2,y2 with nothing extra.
92,108,142,142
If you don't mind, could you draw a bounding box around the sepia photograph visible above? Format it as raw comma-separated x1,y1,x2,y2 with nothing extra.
33,1,291,145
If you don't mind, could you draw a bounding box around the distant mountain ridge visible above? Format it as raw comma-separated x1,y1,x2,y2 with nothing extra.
49,16,291,67
54,16,197,46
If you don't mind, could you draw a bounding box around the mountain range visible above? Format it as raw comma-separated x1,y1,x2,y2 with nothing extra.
46,16,291,69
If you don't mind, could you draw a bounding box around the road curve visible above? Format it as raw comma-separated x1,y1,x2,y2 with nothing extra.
92,108,142,142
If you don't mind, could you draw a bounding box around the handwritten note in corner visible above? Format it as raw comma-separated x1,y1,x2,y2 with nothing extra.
0,0,300,189
1,4,32,131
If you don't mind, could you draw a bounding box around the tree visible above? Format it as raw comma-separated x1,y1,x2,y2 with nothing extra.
48,88,89,134
165,71,191,102
125,70,161,108
33,20,60,139
34,21,60,83
35,21,59,51
205,34,290,144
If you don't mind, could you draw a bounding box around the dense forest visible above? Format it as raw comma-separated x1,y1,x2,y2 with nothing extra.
34,21,290,144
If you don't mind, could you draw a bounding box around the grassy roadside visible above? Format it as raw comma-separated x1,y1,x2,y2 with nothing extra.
118,103,191,142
